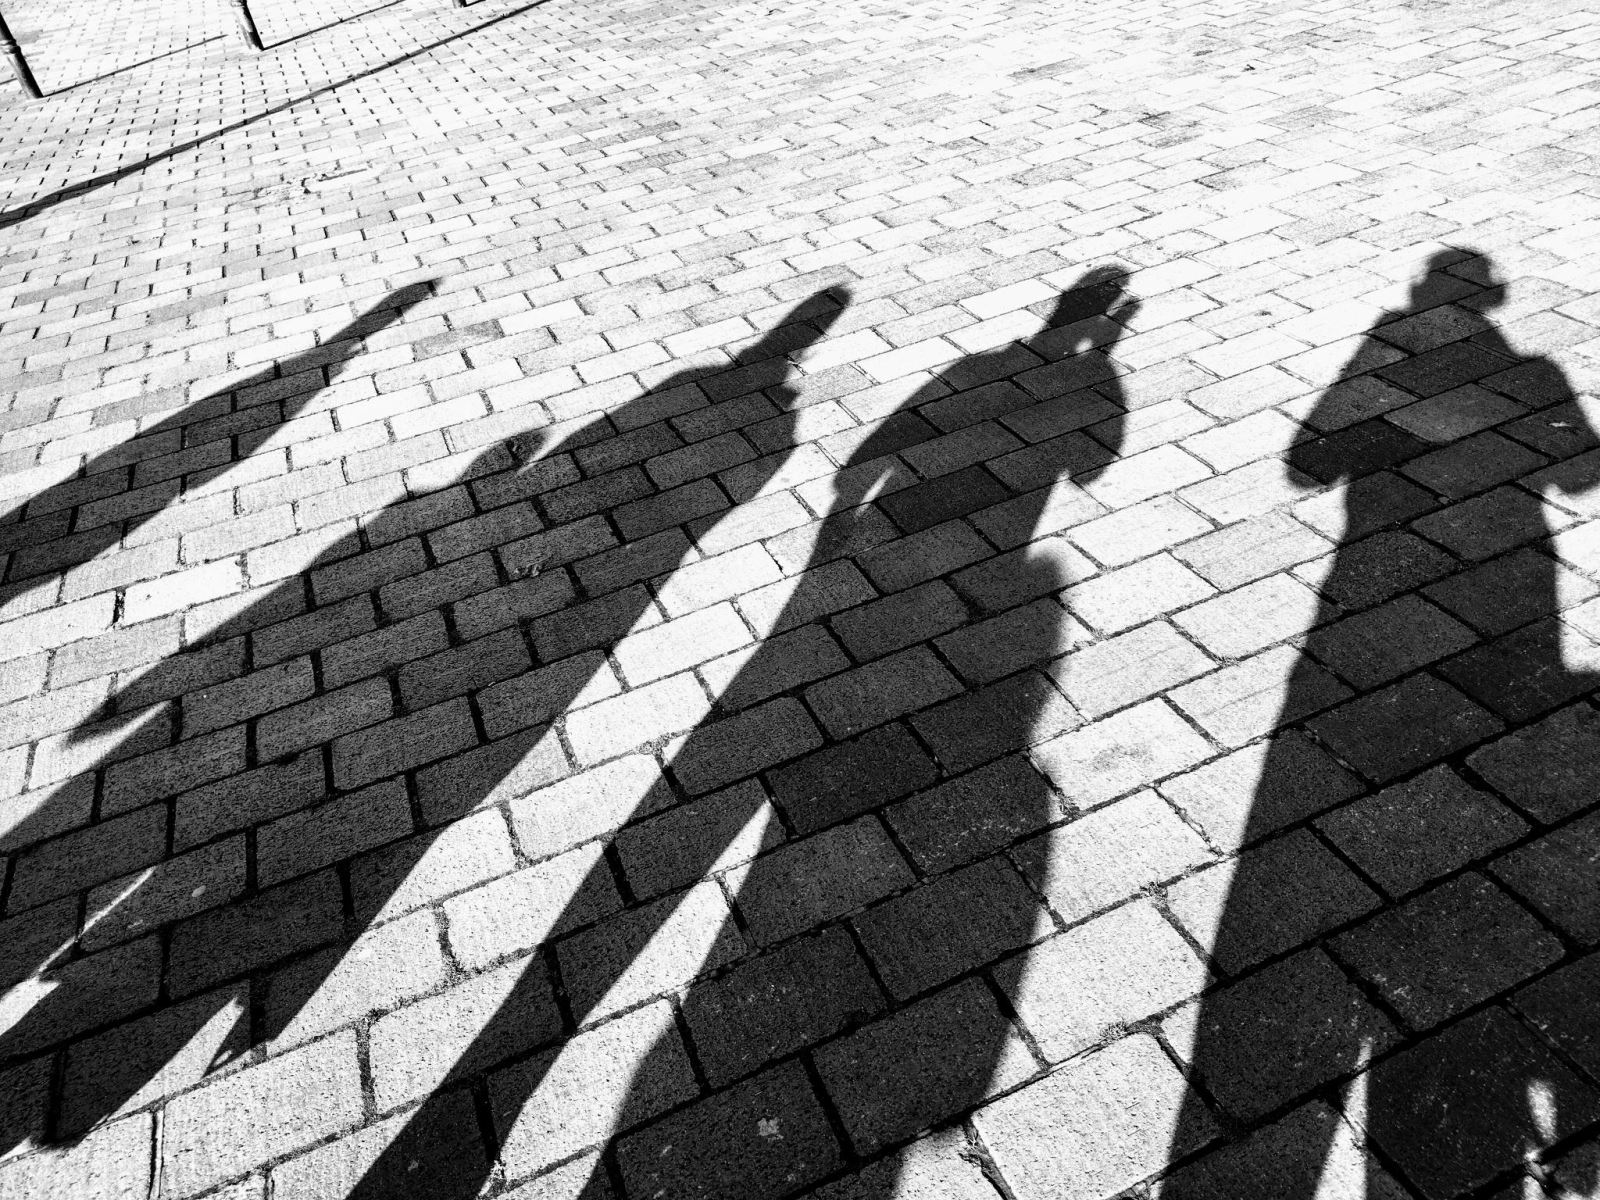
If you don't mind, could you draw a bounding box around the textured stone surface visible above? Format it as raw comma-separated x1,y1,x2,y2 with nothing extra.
975,1036,1211,1200
1,1,1599,1196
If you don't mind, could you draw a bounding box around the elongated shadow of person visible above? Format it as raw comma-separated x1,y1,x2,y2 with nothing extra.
0,290,849,1169
343,266,1139,1200
0,280,436,855
1161,249,1600,1200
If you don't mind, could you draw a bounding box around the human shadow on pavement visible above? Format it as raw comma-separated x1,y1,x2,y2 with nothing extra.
1161,249,1600,1200
344,266,1138,1200
0,289,847,1168
0,280,436,855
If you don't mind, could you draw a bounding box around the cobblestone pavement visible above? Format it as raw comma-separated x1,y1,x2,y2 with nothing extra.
3,0,1600,1196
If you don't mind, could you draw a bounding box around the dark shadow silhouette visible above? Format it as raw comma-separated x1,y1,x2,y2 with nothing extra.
50,35,225,96
0,0,552,231
343,267,1138,1199
0,290,848,1174
1162,250,1600,1199
0,281,436,855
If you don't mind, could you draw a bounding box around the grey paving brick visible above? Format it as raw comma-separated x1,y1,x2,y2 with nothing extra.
734,818,915,945
1333,873,1563,1031
816,977,1035,1155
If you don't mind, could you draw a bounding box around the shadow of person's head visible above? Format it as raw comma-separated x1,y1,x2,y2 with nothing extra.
1404,246,1504,316
1022,264,1138,487
1041,264,1136,332
728,285,854,414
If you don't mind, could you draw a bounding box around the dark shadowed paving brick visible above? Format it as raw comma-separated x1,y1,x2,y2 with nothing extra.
454,573,577,643
1438,618,1600,721
544,466,653,528
1412,486,1553,562
1000,385,1121,444
1515,952,1600,1077
8,802,168,913
1332,873,1561,1031
878,465,1011,534
670,697,824,795
1377,340,1515,397
313,539,427,607
0,897,76,991
256,780,413,887
938,344,1042,394
617,1061,840,1200
831,579,967,661
80,837,248,950
683,928,884,1087
935,598,1072,685
616,780,779,900
703,625,848,713
479,651,611,738
803,645,962,739
1400,430,1547,500
853,855,1037,999
331,700,478,790
1167,949,1397,1122
169,871,344,998
1291,418,1433,485
1307,595,1476,689
1365,1007,1600,1200
1,775,93,853
920,380,1035,433
987,430,1114,495
174,749,325,849
952,537,1088,613
1308,530,1458,611
104,723,241,819
1467,703,1600,823
398,626,532,711
1,936,161,1057
736,818,914,945
1015,347,1115,400
909,669,1073,773
1308,673,1501,783
886,754,1053,874
1316,765,1527,897
846,410,940,459
322,613,447,690
575,528,692,598
1423,545,1592,634
1167,830,1380,975
1492,809,1600,943
856,519,993,594
60,986,249,1136
768,722,937,835
815,977,1030,1155
529,584,654,662
0,1059,48,1154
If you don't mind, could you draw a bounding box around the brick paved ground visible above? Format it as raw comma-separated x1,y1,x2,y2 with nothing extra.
3,0,1600,1196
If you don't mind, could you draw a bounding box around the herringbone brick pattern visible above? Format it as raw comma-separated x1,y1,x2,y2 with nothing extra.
3,0,1600,1197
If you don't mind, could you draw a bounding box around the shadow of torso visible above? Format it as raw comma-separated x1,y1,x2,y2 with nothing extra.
1164,284,1600,1199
